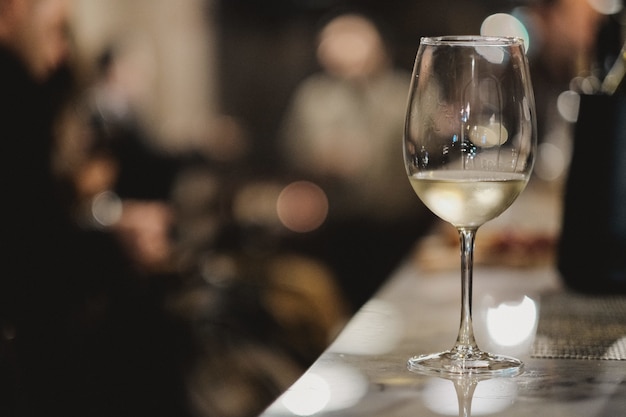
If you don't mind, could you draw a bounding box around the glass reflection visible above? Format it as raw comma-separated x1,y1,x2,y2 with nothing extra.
423,375,517,416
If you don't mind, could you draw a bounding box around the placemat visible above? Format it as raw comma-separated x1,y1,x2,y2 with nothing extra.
531,292,626,360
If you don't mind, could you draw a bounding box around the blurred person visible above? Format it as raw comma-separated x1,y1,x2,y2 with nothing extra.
0,1,349,417
68,45,185,274
51,17,348,417
279,11,433,310
68,43,252,274
0,1,194,415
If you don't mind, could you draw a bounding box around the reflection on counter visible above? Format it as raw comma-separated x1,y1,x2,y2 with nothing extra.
259,263,626,417
267,361,368,416
423,376,518,416
485,296,538,348
477,295,539,359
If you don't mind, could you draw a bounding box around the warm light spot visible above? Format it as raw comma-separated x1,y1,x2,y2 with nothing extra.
91,191,123,226
557,90,580,122
278,363,368,415
468,122,508,147
276,181,328,233
588,0,623,15
535,142,567,181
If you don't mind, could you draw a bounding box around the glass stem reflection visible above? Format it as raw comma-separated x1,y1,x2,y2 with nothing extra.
454,227,480,356
453,377,478,417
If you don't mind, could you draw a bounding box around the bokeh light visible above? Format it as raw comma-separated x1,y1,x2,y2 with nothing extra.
276,180,328,233
556,90,581,123
281,373,331,416
535,142,568,181
486,296,538,347
587,0,623,15
278,363,368,416
480,13,530,53
91,190,123,226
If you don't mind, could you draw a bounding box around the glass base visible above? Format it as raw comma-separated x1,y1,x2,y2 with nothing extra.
407,350,523,377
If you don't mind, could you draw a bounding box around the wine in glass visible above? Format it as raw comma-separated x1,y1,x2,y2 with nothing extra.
403,36,536,376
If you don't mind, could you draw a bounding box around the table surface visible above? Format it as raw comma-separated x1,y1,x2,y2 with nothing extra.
260,263,626,417
259,183,626,417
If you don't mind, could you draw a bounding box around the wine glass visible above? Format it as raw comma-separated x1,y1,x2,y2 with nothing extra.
403,36,536,376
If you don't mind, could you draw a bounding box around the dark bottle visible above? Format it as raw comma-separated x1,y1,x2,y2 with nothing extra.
558,94,626,293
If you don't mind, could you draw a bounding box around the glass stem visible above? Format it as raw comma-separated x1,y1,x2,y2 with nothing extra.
455,227,479,355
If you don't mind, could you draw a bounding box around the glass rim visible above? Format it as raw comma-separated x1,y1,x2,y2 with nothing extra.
420,35,524,47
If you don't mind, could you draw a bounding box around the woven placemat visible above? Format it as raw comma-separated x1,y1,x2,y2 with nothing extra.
531,292,626,360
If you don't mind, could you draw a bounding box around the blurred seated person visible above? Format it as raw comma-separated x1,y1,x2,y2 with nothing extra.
0,1,194,415
279,12,433,310
52,31,349,417
55,44,186,274
0,2,352,416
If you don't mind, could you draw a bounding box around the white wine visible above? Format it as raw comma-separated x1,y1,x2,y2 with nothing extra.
409,170,528,227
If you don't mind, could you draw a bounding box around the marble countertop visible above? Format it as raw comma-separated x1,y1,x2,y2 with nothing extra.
259,263,626,417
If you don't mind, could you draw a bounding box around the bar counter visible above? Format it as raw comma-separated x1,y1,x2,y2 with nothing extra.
259,184,626,417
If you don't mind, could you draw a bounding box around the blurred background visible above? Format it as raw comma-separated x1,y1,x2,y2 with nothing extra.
5,0,625,416
69,0,624,415
70,0,625,175
66,0,626,294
